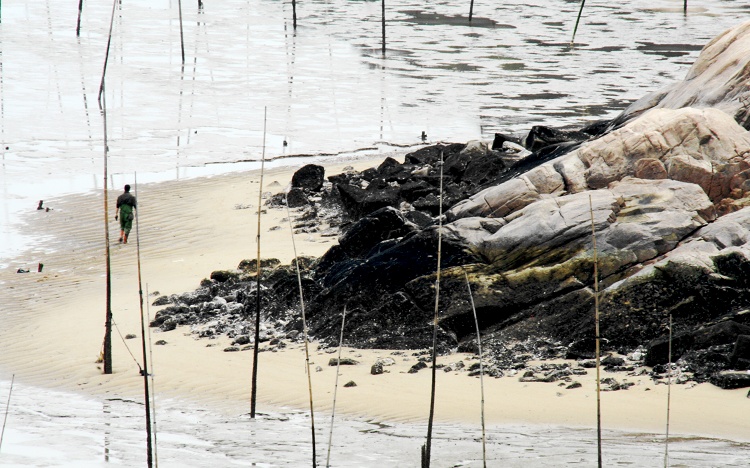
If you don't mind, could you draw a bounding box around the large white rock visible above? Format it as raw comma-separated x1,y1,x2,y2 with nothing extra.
448,107,750,221
447,178,714,274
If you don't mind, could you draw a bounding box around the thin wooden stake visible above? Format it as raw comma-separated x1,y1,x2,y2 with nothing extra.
98,0,119,107
463,271,486,468
292,0,297,29
145,284,159,468
589,194,602,468
469,0,474,22
134,174,154,468
101,83,113,375
76,0,84,36
683,0,687,14
325,306,347,468
250,108,267,419
571,0,586,45
0,374,14,452
422,151,444,468
97,0,118,374
381,0,386,56
178,0,185,64
664,314,673,468
286,202,317,467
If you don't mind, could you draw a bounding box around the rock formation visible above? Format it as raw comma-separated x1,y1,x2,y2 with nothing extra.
152,21,750,388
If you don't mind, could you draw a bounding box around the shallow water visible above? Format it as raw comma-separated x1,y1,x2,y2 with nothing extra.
1,378,749,467
0,0,748,262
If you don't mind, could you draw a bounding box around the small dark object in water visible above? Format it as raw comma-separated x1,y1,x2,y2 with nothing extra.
37,200,44,210
16,268,29,274
421,131,427,142
283,139,288,147
37,263,44,273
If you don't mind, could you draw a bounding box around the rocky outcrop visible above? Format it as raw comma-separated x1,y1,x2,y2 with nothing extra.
448,107,750,220
153,22,750,388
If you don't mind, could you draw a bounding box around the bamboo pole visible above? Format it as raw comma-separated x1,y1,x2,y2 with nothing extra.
469,0,474,23
292,0,297,29
422,151,444,468
588,194,602,468
571,0,586,45
101,84,113,375
134,174,154,468
664,314,673,468
286,202,317,467
98,0,119,107
76,0,83,36
0,374,14,452
97,0,120,375
178,0,185,64
325,306,347,468
683,0,687,14
463,271,486,467
250,107,267,419
145,285,159,468
381,0,386,56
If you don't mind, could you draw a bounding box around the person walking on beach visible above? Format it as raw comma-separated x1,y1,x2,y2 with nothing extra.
115,184,137,244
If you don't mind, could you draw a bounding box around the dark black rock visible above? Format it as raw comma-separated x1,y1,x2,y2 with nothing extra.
730,335,750,369
291,164,325,191
329,357,359,366
645,321,750,366
710,372,750,389
523,125,591,153
371,362,384,375
210,270,240,283
286,187,309,208
336,183,400,219
233,335,251,346
405,143,464,166
152,295,171,306
408,361,428,373
329,207,415,261
601,355,625,368
237,258,282,272
565,338,596,360
343,380,357,387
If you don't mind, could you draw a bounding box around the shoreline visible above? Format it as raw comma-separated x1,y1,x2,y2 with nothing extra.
1,152,749,445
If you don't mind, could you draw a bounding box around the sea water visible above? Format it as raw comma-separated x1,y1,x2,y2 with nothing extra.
0,378,748,467
0,0,747,263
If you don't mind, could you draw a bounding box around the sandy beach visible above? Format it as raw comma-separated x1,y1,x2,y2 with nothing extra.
2,152,749,454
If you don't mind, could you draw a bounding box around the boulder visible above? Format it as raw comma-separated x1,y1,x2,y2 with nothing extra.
523,125,591,153
286,187,309,208
730,335,750,369
645,322,750,366
291,164,325,191
710,371,750,389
